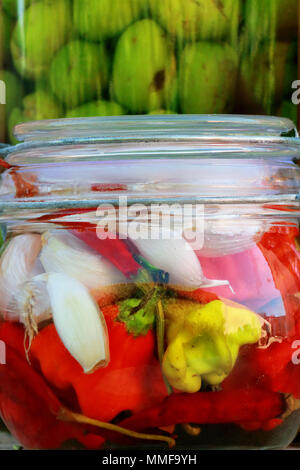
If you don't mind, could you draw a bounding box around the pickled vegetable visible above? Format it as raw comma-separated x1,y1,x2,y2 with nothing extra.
0,218,300,449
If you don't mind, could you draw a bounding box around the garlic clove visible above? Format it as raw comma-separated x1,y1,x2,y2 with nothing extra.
16,274,52,326
40,230,125,290
0,234,42,317
129,235,230,290
47,272,109,373
8,274,52,353
191,220,265,258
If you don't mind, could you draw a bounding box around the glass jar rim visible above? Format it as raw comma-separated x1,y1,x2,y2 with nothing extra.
1,114,300,218
12,114,298,145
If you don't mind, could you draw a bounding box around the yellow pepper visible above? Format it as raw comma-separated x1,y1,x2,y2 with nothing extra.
162,299,262,393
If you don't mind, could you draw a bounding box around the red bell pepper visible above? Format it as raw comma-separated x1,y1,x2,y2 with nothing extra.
30,304,168,424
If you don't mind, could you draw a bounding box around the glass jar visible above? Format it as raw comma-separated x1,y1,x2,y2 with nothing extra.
0,0,298,144
0,114,300,450
0,116,300,449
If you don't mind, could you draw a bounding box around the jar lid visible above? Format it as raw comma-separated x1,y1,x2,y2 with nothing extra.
0,115,300,219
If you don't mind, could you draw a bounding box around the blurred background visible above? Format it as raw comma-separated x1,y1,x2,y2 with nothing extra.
0,0,298,145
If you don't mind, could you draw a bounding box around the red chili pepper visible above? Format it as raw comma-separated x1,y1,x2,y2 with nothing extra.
118,388,284,432
30,304,168,423
223,340,295,392
72,227,141,278
0,329,104,449
222,294,300,401
252,295,300,396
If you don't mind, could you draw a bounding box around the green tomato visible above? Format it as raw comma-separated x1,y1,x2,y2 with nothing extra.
50,40,109,109
8,89,62,143
179,42,238,114
11,0,71,79
66,100,126,118
112,19,177,114
73,0,144,40
0,10,14,64
22,90,62,120
149,0,240,42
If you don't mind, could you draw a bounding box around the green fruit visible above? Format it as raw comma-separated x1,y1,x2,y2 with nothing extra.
179,42,238,114
239,42,295,114
149,0,240,42
11,0,71,79
73,0,143,40
112,19,177,114
0,70,23,118
50,40,109,109
0,10,13,64
8,90,62,143
245,0,298,46
22,90,62,120
66,100,126,118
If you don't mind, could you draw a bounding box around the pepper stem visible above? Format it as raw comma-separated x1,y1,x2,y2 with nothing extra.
58,408,176,448
181,423,201,436
282,394,300,420
156,300,173,395
133,255,169,284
